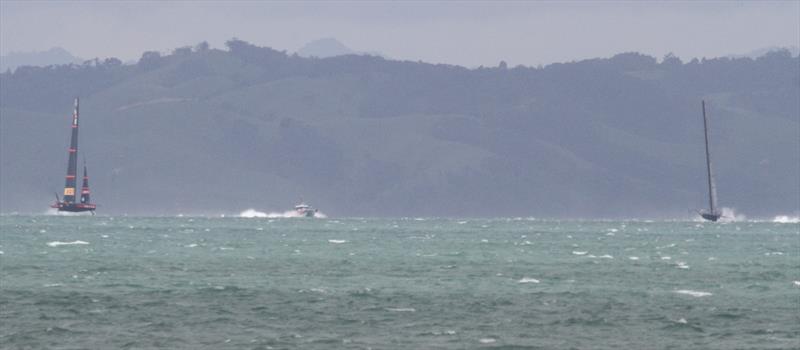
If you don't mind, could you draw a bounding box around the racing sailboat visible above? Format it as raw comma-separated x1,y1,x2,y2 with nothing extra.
51,98,97,214
699,100,721,222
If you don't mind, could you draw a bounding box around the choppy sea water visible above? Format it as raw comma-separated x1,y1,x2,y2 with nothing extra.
1,216,798,349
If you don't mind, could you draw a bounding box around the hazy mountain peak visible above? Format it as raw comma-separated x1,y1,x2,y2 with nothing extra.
296,38,356,58
0,47,83,72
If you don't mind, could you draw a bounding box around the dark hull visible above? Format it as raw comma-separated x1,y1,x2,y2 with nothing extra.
52,203,96,213
298,210,316,217
701,213,721,222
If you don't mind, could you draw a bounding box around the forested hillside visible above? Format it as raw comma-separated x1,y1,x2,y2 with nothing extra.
1,40,797,218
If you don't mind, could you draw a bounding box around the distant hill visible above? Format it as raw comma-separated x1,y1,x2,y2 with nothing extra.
297,38,355,58
296,38,383,59
0,40,797,218
728,46,800,60
0,47,83,72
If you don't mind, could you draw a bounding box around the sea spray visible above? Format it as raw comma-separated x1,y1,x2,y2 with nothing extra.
239,208,327,218
773,215,800,224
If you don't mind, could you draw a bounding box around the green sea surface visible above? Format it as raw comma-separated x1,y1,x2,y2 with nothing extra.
1,216,798,349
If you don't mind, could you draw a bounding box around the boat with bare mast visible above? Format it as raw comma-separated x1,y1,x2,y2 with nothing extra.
699,100,721,222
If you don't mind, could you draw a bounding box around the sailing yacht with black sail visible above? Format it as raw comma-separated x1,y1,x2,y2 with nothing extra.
699,100,721,222
51,98,96,214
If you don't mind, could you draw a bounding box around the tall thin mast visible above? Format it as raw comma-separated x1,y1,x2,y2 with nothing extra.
63,97,80,203
702,100,718,214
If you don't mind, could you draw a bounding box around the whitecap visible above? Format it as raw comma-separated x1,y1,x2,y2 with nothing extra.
479,338,496,344
43,283,62,287
386,307,416,312
185,243,198,248
481,239,489,243
518,277,540,284
598,254,614,259
677,318,688,324
628,256,639,260
773,215,799,223
676,262,690,269
101,235,109,238
793,281,800,286
675,290,712,297
47,240,89,247
239,209,303,218
572,251,588,255
328,239,347,244
661,256,672,260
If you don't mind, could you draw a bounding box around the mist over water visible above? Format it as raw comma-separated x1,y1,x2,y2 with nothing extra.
1,216,798,349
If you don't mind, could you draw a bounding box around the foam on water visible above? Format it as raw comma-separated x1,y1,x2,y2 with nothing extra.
328,240,347,244
587,254,613,259
386,308,416,312
675,290,713,297
572,251,588,255
479,338,497,344
46,240,89,247
518,277,540,284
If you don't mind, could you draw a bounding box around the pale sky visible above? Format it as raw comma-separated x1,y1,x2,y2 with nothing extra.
1,0,798,67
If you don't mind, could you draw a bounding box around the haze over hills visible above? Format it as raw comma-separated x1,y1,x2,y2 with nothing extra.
296,38,384,59
296,38,355,58
0,47,83,72
0,39,798,218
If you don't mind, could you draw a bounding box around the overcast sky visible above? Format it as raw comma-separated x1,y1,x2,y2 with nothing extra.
1,1,798,67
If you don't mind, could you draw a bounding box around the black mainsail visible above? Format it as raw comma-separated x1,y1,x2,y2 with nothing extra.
51,98,96,213
80,162,91,204
700,100,721,222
